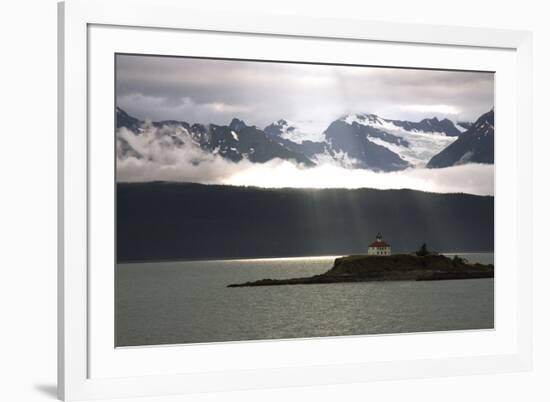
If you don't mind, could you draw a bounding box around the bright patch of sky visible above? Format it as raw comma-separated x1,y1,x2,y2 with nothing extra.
116,55,494,128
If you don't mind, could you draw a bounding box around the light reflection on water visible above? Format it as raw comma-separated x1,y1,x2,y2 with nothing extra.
116,253,494,347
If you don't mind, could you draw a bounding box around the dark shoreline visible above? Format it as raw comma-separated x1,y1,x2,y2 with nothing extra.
228,254,494,287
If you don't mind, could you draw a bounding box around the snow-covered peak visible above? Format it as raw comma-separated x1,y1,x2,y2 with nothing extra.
276,119,289,126
265,119,326,143
420,117,439,125
341,113,386,126
471,111,494,137
229,118,248,132
334,112,458,167
340,112,463,137
340,113,410,135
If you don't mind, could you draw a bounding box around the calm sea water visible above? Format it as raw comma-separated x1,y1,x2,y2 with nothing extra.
116,253,494,347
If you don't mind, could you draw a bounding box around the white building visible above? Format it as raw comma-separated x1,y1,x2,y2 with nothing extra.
367,233,391,256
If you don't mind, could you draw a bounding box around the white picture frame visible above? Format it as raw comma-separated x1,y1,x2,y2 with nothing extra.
58,0,533,400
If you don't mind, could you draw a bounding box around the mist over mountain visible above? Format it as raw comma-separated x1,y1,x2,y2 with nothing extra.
116,108,493,176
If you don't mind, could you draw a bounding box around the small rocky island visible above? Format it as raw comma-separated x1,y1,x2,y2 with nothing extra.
227,253,494,288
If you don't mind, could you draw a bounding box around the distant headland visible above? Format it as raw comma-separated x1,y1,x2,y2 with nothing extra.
117,182,494,263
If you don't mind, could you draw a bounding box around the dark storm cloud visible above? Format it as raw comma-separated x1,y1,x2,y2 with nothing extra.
116,54,494,127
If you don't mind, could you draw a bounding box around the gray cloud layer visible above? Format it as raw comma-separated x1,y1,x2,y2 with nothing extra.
116,54,494,128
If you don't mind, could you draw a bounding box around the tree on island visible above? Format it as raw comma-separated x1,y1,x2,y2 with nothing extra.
452,255,467,266
416,243,429,257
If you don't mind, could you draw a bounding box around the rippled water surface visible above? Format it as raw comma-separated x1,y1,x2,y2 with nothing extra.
116,253,494,346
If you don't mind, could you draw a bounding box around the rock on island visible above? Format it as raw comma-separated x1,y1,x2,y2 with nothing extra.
227,254,494,287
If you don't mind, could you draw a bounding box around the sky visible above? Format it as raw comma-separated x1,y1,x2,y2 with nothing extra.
116,54,494,128
115,54,494,195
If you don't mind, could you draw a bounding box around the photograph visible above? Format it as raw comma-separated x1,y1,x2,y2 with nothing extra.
115,54,495,347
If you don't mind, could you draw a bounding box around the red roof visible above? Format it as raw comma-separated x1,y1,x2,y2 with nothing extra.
369,241,390,248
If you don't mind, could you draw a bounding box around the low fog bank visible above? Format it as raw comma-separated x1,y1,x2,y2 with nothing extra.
117,152,494,196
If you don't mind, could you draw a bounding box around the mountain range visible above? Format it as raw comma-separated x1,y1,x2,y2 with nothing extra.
426,110,494,168
116,107,494,173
